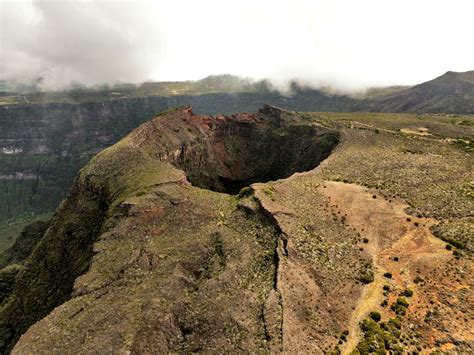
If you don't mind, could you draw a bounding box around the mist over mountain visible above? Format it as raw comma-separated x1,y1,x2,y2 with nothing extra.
2,0,473,91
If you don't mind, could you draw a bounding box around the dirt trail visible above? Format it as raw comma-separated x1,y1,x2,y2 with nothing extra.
322,181,450,354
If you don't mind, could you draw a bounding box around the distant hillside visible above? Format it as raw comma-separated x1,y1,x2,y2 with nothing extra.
0,75,272,106
369,71,474,114
348,86,412,99
2,72,474,114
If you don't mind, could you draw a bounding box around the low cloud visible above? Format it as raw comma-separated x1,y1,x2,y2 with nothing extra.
1,0,473,91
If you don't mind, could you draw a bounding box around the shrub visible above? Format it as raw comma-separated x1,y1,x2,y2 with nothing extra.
401,289,413,297
369,311,381,322
383,272,393,279
396,297,409,307
391,298,409,315
360,270,374,284
413,276,424,284
391,303,407,316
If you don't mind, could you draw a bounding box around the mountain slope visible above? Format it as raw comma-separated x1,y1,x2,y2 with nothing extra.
1,107,472,353
370,71,474,113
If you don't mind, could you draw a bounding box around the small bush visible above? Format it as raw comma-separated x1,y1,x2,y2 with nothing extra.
383,272,393,279
401,289,413,297
360,270,374,284
413,275,424,284
396,297,409,307
369,311,381,322
391,303,407,316
391,297,409,315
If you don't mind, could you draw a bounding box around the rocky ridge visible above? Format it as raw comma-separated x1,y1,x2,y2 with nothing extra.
1,105,472,353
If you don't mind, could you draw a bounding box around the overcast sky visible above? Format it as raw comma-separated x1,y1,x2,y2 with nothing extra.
1,0,473,90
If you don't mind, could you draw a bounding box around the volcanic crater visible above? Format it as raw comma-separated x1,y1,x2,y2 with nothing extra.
145,104,340,194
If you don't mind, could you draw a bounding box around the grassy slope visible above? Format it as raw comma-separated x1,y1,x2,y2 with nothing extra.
370,71,474,114
0,213,52,253
251,111,472,353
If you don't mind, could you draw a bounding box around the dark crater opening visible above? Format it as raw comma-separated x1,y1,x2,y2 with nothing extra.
173,112,339,194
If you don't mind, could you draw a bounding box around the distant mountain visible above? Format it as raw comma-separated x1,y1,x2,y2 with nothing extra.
369,71,474,114
2,72,474,114
0,75,272,106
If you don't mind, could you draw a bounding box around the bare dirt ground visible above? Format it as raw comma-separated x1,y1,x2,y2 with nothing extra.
400,127,432,136
321,181,471,354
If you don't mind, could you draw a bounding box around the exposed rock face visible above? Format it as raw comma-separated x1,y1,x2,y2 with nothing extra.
0,106,339,353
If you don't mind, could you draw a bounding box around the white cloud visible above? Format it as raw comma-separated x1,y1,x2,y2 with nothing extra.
1,0,473,90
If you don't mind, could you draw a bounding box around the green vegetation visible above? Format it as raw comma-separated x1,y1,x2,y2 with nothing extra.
0,75,273,106
369,311,381,322
0,213,52,253
391,297,409,315
0,219,50,268
413,276,424,284
359,268,374,284
0,102,472,352
432,222,470,252
352,317,403,354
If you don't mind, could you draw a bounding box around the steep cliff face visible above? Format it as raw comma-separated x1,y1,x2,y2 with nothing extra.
0,96,171,226
0,105,339,353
